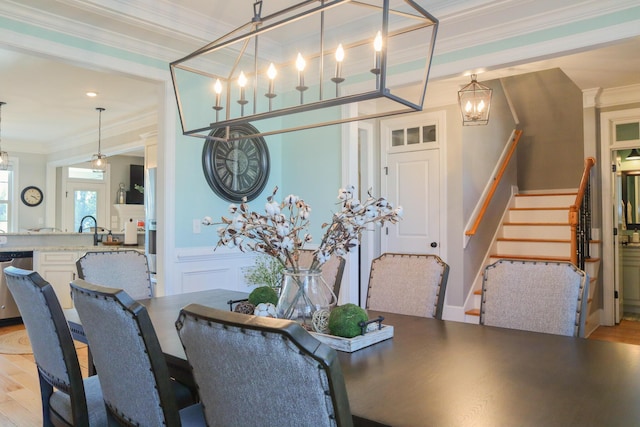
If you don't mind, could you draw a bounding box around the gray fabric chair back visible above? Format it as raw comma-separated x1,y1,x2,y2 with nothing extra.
76,250,152,300
366,253,449,319
70,279,181,426
298,249,346,300
4,266,107,426
176,305,353,427
480,259,589,337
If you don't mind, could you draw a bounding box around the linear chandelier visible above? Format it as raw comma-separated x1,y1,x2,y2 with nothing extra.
170,0,438,141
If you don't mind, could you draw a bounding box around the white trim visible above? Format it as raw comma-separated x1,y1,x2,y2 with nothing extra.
342,106,360,306
600,107,640,326
598,84,640,108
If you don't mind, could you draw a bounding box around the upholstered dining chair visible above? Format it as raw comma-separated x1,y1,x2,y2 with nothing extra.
3,266,108,426
176,305,354,427
70,279,204,427
298,249,346,301
76,250,153,300
480,259,589,337
365,253,449,319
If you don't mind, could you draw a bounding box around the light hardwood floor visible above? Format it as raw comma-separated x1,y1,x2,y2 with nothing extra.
0,320,637,426
0,323,89,427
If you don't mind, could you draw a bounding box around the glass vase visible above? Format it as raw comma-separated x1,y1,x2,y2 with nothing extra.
276,268,336,326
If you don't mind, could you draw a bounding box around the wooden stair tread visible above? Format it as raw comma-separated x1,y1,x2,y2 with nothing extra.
510,207,570,211
503,222,570,226
515,193,577,197
465,309,480,316
496,237,570,243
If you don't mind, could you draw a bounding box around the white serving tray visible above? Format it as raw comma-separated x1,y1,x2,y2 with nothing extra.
310,324,394,352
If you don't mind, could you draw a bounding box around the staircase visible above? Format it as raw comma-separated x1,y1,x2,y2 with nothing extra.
464,192,600,324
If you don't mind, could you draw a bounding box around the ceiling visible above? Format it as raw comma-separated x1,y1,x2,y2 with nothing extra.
0,0,639,157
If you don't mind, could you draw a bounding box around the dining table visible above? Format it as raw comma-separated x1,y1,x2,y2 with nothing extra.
66,289,640,427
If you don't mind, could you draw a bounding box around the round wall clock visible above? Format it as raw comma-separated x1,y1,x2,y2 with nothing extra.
202,123,270,203
21,186,44,207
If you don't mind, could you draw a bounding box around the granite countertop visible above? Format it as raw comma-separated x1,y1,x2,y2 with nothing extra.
0,245,145,252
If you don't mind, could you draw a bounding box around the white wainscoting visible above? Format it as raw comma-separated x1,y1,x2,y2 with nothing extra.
171,246,258,295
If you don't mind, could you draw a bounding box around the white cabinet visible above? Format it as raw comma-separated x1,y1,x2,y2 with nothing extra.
622,247,640,311
34,251,82,309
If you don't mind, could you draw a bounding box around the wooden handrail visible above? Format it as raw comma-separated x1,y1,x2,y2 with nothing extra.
466,129,523,236
570,157,596,265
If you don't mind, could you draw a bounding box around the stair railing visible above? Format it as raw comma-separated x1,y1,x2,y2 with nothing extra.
570,157,596,269
465,129,523,237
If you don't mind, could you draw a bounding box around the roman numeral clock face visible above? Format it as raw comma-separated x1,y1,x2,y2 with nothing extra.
202,124,270,202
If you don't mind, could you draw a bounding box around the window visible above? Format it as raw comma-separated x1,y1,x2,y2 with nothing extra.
0,170,10,232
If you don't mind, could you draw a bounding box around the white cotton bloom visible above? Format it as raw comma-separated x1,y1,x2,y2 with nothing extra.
281,236,294,251
228,204,238,214
284,194,298,205
347,199,361,210
300,207,311,219
365,205,378,218
202,216,213,225
316,251,331,265
265,201,280,216
395,206,404,217
232,216,246,229
277,223,290,237
353,215,365,226
338,188,349,201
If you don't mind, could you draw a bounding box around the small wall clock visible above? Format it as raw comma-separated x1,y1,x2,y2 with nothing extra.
202,123,270,203
21,186,43,207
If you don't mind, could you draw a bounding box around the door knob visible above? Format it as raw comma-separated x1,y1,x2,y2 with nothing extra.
430,242,438,248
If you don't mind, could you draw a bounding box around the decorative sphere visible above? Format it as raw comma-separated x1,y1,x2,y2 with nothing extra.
234,301,255,315
312,308,331,334
254,302,277,318
328,303,368,338
248,286,279,306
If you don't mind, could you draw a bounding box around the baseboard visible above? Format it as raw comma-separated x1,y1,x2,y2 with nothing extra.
585,308,603,338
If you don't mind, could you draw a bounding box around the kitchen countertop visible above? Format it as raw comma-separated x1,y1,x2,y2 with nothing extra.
0,245,145,252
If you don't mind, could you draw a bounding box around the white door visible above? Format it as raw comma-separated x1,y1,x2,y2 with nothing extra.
614,154,623,323
381,113,443,256
61,166,110,233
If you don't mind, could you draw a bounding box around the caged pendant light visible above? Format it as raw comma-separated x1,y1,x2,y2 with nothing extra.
90,107,107,172
458,74,492,126
0,102,9,170
170,0,439,142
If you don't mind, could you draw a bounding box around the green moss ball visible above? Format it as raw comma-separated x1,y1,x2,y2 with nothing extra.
328,304,368,338
248,286,279,306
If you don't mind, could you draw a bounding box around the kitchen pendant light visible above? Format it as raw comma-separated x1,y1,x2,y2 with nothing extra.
0,102,9,170
458,74,492,126
626,148,640,161
170,0,438,142
91,107,107,172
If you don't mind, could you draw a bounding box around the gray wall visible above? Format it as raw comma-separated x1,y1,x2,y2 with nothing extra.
502,68,584,191
458,78,517,306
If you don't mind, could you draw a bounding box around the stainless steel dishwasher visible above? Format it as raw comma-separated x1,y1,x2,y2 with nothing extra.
0,251,33,323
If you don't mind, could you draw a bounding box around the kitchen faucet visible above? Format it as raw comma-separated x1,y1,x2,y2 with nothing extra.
78,215,99,246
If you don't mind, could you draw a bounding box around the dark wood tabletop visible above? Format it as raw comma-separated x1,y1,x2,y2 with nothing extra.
67,289,640,427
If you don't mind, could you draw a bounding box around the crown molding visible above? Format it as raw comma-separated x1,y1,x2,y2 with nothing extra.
598,84,640,108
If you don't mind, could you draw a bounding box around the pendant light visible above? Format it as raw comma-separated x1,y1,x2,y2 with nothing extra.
0,102,8,170
91,107,107,171
458,74,493,126
626,149,640,161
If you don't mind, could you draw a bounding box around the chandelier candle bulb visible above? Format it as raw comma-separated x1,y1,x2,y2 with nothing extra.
213,78,223,110
334,44,345,81
266,63,277,98
238,72,248,103
372,31,382,74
